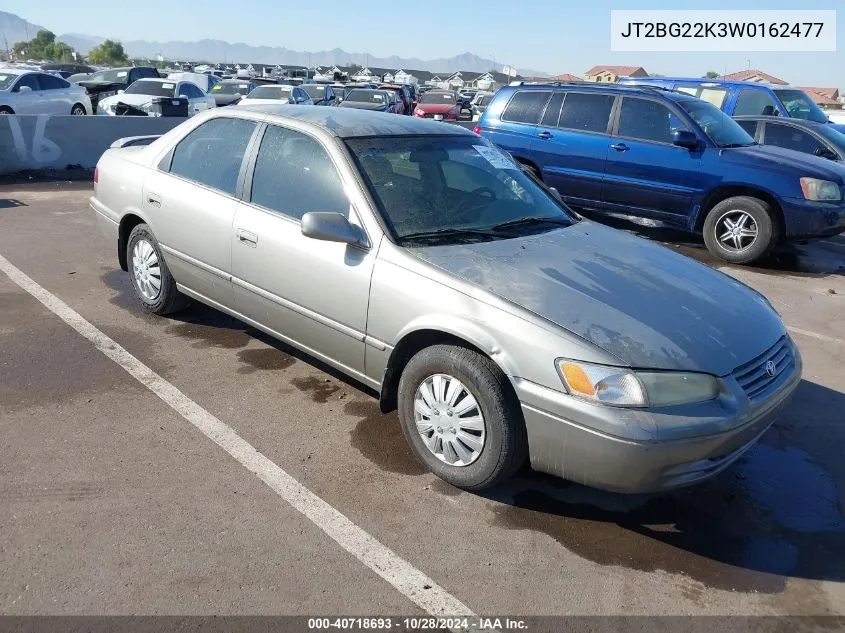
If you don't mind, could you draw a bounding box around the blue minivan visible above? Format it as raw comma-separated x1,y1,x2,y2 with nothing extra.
617,76,845,135
476,83,845,264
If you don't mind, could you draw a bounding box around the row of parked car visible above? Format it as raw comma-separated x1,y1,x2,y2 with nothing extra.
474,77,845,264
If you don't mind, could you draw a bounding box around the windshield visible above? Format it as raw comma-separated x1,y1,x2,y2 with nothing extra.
87,69,129,83
677,99,755,147
421,92,456,104
0,73,18,90
213,83,251,95
302,84,326,98
478,95,493,106
345,90,387,103
345,135,577,242
247,86,293,100
774,89,829,123
124,81,176,97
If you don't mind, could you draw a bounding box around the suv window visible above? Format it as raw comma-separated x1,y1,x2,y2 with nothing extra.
558,93,614,133
178,83,203,99
137,68,159,80
734,88,780,116
251,125,348,221
736,120,759,137
169,118,257,195
764,123,827,155
501,90,552,125
675,86,728,108
14,74,40,92
618,98,685,144
540,92,565,127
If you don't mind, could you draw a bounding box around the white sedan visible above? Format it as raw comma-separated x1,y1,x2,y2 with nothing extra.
0,68,92,115
97,78,215,117
238,85,313,106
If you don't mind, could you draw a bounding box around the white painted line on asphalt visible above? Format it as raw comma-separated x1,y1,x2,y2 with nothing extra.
787,325,845,346
0,253,476,625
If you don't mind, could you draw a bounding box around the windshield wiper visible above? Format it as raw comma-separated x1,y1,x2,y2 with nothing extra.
399,227,502,242
491,216,571,231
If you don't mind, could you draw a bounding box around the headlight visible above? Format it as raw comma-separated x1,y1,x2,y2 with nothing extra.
556,359,720,408
800,177,842,201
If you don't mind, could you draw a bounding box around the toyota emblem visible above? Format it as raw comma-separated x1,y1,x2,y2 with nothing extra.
765,360,777,377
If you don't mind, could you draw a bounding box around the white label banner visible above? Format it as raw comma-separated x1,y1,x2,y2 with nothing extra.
611,10,836,52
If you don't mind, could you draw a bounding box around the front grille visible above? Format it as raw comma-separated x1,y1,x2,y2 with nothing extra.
732,336,794,400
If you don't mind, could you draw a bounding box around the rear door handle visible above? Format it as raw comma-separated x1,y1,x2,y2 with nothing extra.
537,131,553,140
610,143,630,152
146,193,161,207
236,228,258,246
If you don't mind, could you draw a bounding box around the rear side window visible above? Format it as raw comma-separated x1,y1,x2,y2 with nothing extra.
540,92,565,127
764,123,826,155
617,98,684,143
558,93,615,133
250,125,348,221
39,74,70,90
169,118,257,196
501,91,551,124
734,89,780,116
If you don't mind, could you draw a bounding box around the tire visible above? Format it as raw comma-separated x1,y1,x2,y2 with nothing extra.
70,104,87,115
702,196,778,265
397,344,527,491
126,223,190,315
0,106,13,115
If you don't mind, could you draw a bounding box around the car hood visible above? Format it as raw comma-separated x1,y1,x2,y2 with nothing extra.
721,143,845,181
417,103,456,114
339,101,388,111
829,122,845,135
408,221,785,375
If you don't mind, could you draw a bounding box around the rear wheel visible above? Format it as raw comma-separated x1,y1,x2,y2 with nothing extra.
397,344,527,491
702,196,778,264
0,106,13,115
126,224,190,315
70,104,87,115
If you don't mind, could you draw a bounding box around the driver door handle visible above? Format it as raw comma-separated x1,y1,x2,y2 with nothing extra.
537,131,554,140
236,228,258,246
610,143,630,152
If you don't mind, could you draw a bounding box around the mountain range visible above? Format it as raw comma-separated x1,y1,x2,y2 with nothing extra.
1,11,548,76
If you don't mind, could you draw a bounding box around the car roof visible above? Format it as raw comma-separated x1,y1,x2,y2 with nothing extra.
0,67,29,76
230,105,474,138
620,77,802,89
500,82,700,103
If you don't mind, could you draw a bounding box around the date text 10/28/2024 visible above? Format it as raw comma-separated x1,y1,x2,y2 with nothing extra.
308,617,529,631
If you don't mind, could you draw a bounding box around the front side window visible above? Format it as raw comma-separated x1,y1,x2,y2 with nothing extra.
14,74,40,92
178,84,203,99
618,98,686,144
346,135,577,241
773,89,829,123
678,99,755,148
733,88,780,116
557,93,615,133
251,125,348,221
501,91,551,125
169,118,257,195
764,123,826,155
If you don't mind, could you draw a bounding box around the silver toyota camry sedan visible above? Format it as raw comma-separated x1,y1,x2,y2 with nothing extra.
91,106,801,493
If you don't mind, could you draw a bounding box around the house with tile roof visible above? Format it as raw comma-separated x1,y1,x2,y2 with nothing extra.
550,73,583,82
584,65,647,83
797,86,842,109
720,69,788,85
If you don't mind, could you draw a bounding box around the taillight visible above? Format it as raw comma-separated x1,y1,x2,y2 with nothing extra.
93,166,99,183
472,126,481,135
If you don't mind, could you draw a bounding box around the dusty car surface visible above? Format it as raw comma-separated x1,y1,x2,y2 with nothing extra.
91,106,801,493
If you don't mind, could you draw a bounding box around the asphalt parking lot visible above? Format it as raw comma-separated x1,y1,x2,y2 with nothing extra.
1,182,844,623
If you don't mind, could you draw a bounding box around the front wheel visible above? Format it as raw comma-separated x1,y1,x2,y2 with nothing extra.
126,223,190,315
397,344,527,491
71,104,87,115
702,196,778,264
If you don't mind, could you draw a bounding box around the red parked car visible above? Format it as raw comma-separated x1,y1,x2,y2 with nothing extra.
413,90,462,121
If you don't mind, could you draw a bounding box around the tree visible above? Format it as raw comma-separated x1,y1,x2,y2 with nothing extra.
12,29,76,61
88,40,130,66
703,71,720,78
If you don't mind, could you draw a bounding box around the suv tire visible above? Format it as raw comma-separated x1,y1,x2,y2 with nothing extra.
703,196,778,264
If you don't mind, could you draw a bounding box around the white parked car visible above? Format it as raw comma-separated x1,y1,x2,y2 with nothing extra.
238,85,313,106
0,68,92,115
97,79,215,117
166,72,221,94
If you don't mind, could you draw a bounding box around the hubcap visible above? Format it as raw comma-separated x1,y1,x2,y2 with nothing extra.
131,239,162,301
716,210,758,252
414,374,485,467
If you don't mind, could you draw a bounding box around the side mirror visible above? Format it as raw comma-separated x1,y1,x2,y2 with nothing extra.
672,129,700,150
17,85,32,93
301,212,367,247
548,187,563,203
814,146,838,161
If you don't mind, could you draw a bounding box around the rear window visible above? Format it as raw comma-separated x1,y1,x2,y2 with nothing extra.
346,90,387,103
248,86,293,100
558,93,615,133
501,91,552,125
124,81,176,97
420,92,456,104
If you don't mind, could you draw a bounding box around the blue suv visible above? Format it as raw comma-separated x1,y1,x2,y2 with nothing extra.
476,83,845,264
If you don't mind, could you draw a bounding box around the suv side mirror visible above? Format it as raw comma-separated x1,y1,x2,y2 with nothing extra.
301,212,367,248
814,146,839,160
672,129,700,150
548,187,563,203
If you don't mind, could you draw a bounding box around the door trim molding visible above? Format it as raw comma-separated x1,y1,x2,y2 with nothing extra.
159,243,231,281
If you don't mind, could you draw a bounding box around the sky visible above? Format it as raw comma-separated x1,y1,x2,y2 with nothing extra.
3,0,843,87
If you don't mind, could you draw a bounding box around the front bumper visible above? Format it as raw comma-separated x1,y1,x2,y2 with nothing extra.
781,196,845,239
515,343,802,493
